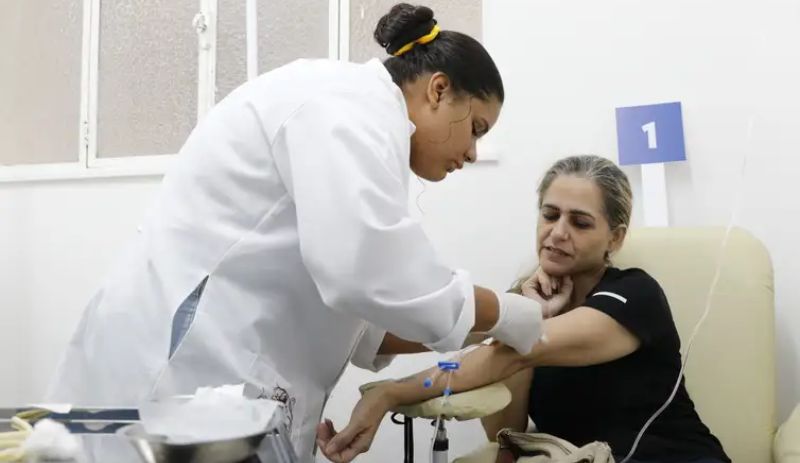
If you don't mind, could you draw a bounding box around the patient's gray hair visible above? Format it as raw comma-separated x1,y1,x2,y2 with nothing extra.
538,155,632,231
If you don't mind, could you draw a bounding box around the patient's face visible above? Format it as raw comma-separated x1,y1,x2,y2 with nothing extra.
537,175,615,277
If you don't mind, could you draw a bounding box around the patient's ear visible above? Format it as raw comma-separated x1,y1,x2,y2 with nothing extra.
608,225,627,255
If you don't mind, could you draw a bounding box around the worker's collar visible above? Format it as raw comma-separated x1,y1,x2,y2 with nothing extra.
365,59,416,136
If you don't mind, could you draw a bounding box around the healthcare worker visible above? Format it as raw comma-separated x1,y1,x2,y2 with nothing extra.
47,3,544,460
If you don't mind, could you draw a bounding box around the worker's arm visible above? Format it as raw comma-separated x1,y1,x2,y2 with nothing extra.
352,292,496,371
277,90,543,354
376,282,569,356
376,286,500,355
377,333,428,355
378,331,491,355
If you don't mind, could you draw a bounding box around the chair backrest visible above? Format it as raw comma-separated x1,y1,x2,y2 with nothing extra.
614,227,776,463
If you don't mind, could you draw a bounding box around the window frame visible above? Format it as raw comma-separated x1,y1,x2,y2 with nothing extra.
0,0,346,183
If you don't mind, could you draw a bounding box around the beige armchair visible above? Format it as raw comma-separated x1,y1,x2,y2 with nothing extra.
612,227,795,462
393,227,799,462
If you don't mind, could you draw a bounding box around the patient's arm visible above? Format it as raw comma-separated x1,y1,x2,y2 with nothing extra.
379,307,639,406
316,343,523,463
317,308,639,462
480,368,533,440
475,309,638,440
522,306,639,367
378,342,525,407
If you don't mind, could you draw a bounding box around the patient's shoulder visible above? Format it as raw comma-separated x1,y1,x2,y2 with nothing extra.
599,267,663,291
590,267,670,312
588,267,676,346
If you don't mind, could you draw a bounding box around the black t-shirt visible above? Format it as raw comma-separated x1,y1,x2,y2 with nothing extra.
528,267,730,462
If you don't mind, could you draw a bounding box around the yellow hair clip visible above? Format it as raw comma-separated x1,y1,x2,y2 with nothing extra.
393,24,441,57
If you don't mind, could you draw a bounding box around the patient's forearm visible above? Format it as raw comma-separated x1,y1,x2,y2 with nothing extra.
376,344,524,408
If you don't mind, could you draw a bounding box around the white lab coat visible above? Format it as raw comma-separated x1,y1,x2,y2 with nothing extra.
48,59,475,461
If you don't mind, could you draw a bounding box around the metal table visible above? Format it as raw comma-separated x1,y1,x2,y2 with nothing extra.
1,406,296,463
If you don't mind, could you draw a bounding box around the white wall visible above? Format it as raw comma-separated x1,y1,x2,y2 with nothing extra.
0,178,162,402
323,0,800,460
0,0,797,461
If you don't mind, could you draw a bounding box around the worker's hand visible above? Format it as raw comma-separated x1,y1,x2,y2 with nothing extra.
315,388,392,463
520,267,573,318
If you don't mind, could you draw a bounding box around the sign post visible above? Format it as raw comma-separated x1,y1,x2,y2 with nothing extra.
615,102,686,227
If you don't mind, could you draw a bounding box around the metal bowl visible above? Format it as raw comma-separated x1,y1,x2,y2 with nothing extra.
118,423,266,463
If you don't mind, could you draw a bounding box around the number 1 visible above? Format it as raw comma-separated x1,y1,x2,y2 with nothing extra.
642,121,657,149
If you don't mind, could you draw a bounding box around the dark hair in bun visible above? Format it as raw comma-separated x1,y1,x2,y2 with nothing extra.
374,3,504,102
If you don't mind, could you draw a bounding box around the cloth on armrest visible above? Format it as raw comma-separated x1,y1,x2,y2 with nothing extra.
454,430,614,463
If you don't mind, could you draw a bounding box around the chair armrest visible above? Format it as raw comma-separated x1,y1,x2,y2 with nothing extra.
775,404,800,463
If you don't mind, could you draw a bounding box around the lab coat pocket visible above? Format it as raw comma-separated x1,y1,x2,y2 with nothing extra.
247,355,305,442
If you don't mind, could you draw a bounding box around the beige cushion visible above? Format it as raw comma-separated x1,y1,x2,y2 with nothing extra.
359,381,511,421
775,404,800,463
613,227,775,463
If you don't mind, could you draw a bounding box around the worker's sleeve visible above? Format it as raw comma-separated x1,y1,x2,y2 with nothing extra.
349,323,395,372
271,89,474,352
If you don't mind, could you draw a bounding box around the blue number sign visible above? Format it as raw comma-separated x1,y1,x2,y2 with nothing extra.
615,102,686,166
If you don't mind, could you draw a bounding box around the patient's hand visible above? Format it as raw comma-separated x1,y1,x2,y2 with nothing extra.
521,267,573,318
316,387,393,463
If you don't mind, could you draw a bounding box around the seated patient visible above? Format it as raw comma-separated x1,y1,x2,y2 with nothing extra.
481,155,729,463
317,155,729,463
